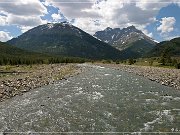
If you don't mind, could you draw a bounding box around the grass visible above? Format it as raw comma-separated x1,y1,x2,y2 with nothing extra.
133,60,175,68
0,64,78,81
95,57,180,69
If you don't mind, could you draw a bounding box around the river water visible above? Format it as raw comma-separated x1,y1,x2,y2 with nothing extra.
0,64,180,134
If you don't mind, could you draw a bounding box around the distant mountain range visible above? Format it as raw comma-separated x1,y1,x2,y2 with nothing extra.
94,26,157,58
3,22,180,60
7,22,121,60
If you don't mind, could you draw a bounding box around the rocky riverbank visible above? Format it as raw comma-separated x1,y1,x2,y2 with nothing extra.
96,64,180,90
0,64,81,102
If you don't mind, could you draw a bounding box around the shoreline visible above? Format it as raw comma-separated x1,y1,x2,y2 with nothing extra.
95,63,180,90
0,64,82,102
1,63,179,102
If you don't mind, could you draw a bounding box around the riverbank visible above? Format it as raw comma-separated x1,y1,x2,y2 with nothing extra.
0,64,81,102
96,63,180,90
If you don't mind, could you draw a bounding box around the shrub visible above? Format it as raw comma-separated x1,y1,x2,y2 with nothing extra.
116,61,120,64
149,59,154,66
102,60,111,64
175,63,180,69
128,59,135,65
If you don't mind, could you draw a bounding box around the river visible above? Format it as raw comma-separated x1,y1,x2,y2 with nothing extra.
0,64,180,134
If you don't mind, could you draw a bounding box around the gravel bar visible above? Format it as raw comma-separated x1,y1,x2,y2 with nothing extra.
0,64,81,102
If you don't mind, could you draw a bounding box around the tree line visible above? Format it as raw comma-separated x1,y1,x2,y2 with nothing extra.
0,57,87,66
160,48,180,69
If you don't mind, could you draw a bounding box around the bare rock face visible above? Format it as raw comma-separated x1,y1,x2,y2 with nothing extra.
94,26,156,50
94,26,157,59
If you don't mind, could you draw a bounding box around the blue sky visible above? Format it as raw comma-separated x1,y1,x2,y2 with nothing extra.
0,0,179,42
146,4,180,41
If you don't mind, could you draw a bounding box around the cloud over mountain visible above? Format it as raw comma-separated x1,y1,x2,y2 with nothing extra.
0,0,179,42
45,0,179,35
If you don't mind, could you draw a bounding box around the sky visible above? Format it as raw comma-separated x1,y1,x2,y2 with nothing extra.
0,0,180,42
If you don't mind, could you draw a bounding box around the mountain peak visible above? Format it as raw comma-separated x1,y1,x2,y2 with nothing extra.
94,25,156,51
105,27,113,31
127,25,136,29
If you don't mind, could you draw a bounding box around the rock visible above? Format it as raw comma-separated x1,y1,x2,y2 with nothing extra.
0,64,80,102
0,93,3,98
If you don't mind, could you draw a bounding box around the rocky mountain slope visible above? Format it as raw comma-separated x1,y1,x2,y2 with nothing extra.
94,26,157,58
94,26,156,50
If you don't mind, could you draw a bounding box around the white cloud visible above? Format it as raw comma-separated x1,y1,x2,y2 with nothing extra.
143,29,153,38
51,13,61,21
136,0,180,10
19,19,47,33
0,0,47,16
0,0,179,39
0,0,48,32
157,17,176,33
46,0,179,34
0,15,7,26
46,0,96,18
7,15,44,27
51,11,65,22
0,31,12,42
19,26,34,33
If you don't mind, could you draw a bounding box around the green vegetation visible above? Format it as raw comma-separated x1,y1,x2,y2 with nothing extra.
0,57,87,66
102,59,112,64
103,57,180,69
128,58,136,65
132,57,180,69
146,37,180,57
118,39,156,59
7,23,121,60
143,37,180,69
0,41,87,66
159,50,180,69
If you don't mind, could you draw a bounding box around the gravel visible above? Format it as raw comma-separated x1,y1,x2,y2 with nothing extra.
0,64,81,102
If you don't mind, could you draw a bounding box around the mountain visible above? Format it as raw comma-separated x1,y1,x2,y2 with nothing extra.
146,37,180,57
94,26,156,58
7,22,122,60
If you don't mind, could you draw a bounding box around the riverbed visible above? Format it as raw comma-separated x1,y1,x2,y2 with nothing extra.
0,64,180,134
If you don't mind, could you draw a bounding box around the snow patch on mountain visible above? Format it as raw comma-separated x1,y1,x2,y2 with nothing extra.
47,23,54,29
94,26,156,51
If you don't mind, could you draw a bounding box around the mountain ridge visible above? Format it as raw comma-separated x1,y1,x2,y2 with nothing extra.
7,22,122,60
94,26,156,50
94,26,157,58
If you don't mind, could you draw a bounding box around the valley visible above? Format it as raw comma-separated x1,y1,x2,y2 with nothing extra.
0,0,180,134
0,22,180,134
